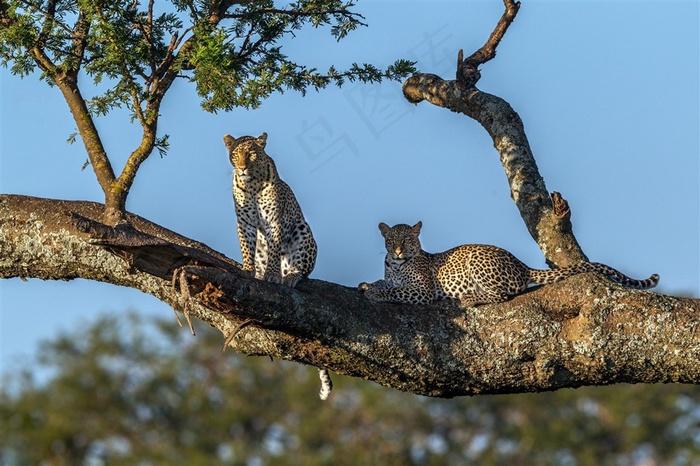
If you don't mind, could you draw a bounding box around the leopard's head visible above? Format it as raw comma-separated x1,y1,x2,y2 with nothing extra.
223,132,272,179
378,221,423,260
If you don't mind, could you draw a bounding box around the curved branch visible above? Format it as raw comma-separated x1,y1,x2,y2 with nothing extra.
402,74,584,267
402,0,585,268
2,194,698,397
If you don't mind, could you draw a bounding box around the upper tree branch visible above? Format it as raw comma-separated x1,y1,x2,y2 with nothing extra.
2,194,698,397
96,0,237,221
68,12,90,73
5,2,117,217
402,0,585,267
462,0,519,70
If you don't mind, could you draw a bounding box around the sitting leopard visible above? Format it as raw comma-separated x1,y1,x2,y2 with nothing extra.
359,221,659,307
224,132,317,287
224,132,331,400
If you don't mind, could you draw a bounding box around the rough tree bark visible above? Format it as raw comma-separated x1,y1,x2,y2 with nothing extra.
1,195,698,397
1,0,698,397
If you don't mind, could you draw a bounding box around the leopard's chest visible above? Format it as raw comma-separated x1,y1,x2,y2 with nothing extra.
384,255,432,286
234,176,307,244
234,177,280,215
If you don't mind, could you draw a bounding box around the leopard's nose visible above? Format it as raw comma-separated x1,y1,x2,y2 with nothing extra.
394,247,402,256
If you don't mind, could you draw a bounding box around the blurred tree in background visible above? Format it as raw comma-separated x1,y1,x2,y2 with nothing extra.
2,314,699,466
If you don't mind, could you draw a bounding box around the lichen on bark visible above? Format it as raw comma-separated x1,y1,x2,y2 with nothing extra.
1,195,698,397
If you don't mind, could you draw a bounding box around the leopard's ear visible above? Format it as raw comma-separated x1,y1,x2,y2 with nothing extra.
223,134,237,150
412,221,423,235
378,222,391,237
257,132,268,148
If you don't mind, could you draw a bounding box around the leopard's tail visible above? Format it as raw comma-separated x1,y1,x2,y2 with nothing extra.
318,368,333,401
529,262,659,289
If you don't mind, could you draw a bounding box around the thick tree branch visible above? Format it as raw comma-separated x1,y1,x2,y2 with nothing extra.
2,194,698,397
402,74,584,267
402,0,585,268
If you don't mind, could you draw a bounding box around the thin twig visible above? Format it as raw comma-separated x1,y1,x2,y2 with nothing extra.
463,0,520,68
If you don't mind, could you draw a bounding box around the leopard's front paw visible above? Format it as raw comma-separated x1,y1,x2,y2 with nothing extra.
363,287,383,302
281,272,303,288
263,272,285,284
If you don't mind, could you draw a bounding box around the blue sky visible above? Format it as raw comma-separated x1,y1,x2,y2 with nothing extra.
1,1,699,375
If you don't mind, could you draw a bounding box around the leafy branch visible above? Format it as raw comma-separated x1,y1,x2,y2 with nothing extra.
1,0,415,222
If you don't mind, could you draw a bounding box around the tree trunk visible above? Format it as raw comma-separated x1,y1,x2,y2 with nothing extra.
2,194,698,397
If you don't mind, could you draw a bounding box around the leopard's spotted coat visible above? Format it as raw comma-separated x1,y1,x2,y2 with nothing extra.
224,132,331,400
359,222,659,307
224,132,317,287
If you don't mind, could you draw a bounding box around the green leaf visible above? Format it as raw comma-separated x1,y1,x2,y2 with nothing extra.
155,134,170,158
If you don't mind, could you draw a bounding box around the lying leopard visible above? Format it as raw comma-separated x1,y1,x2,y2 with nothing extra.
359,221,659,307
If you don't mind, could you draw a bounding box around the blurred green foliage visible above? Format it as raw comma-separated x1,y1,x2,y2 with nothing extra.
2,313,699,465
